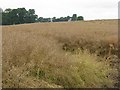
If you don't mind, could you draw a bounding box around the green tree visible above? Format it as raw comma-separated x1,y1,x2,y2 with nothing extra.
52,17,56,22
2,9,12,25
10,9,19,24
2,8,38,25
4,8,12,13
0,8,3,25
72,14,77,21
37,17,43,22
77,16,84,21
66,16,71,20
17,8,27,24
2,8,14,25
25,9,38,23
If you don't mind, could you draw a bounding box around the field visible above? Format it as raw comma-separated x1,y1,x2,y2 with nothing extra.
2,20,119,88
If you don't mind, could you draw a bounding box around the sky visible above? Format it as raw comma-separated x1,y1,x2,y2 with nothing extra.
0,0,119,20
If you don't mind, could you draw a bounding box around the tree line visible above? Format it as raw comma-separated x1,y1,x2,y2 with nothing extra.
0,8,84,25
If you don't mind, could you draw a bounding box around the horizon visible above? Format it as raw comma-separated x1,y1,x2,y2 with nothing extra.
0,0,119,20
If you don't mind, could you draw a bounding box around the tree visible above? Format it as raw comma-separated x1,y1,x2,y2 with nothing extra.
66,16,71,20
10,9,20,24
5,8,27,24
2,8,14,25
25,9,38,23
2,8,38,25
37,17,43,22
2,8,84,25
2,9,13,25
77,16,84,21
0,8,3,25
59,17,64,21
17,8,27,24
52,17,56,22
72,14,77,21
4,8,12,13
28,9,35,15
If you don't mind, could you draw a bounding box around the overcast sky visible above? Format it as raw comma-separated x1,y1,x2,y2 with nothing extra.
0,0,119,20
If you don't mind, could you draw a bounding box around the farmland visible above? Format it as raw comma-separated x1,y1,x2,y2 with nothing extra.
2,20,119,88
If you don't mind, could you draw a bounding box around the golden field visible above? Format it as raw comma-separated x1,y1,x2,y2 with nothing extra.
2,20,119,88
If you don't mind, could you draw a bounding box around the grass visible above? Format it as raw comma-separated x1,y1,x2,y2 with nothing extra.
2,20,119,88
